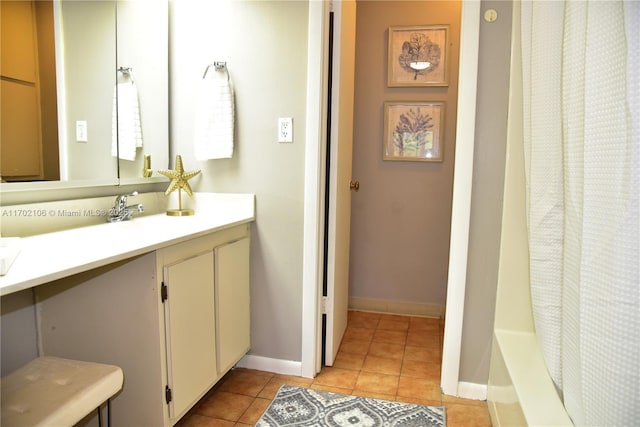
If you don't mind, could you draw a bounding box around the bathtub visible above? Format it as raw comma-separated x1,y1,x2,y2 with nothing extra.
486,77,574,425
488,330,573,426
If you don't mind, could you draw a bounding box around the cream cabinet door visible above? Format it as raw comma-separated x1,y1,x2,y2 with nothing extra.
163,251,216,421
215,238,250,375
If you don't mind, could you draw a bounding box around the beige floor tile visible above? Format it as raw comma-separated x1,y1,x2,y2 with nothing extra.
378,313,410,323
354,371,399,395
313,366,360,389
396,395,443,408
333,351,366,370
404,345,441,364
368,341,405,360
176,414,235,427
343,326,376,342
339,338,372,355
237,397,271,425
445,402,492,427
442,394,488,407
406,330,441,348
347,314,380,329
196,391,254,422
372,329,407,345
400,359,441,380
257,376,313,399
218,369,271,397
349,310,382,320
362,355,403,375
408,316,442,333
396,377,442,402
377,317,409,332
180,310,491,427
352,389,396,401
273,373,314,386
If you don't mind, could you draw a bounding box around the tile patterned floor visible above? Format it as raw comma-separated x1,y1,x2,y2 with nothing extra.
177,311,492,427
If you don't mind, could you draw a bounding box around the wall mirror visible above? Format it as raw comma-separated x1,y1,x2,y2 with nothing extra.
0,0,168,191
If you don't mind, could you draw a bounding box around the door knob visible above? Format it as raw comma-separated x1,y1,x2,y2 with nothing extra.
349,180,360,191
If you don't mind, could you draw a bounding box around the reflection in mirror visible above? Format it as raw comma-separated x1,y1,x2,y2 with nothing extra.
115,0,168,183
1,0,68,182
56,0,117,182
0,0,168,187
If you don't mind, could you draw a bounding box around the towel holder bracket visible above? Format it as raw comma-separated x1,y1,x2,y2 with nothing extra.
203,62,227,78
117,66,133,75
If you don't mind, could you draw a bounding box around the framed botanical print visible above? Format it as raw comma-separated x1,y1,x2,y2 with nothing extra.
383,101,444,162
387,25,449,87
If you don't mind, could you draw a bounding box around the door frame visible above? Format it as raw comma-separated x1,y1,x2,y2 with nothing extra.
301,0,481,395
301,0,331,379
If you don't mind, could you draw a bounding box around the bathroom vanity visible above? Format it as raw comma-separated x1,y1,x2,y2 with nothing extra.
0,193,254,426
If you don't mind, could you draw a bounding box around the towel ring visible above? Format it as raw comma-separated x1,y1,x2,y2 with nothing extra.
117,66,135,84
203,62,229,80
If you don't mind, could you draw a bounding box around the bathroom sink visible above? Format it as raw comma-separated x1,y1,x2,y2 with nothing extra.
0,238,21,276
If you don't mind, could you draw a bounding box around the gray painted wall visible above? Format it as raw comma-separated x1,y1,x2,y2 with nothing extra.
169,1,309,363
459,0,513,384
0,290,38,376
349,0,461,311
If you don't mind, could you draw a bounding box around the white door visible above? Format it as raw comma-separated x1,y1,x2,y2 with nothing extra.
324,0,357,366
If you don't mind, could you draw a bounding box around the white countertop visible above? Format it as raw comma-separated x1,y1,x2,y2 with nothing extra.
0,193,255,296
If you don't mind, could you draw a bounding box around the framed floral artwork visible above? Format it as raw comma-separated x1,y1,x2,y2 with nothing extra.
383,101,444,162
387,25,449,87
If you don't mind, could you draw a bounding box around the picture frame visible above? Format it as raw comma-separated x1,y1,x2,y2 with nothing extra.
387,25,449,87
383,101,444,162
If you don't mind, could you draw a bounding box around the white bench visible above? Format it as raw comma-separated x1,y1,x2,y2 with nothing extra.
1,356,123,426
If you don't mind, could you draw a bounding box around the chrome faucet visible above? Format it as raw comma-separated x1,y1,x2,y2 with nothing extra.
108,191,144,222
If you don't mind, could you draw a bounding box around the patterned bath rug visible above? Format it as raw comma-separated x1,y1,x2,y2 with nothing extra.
255,385,445,427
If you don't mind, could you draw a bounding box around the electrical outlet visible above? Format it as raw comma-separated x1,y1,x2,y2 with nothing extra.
278,117,293,143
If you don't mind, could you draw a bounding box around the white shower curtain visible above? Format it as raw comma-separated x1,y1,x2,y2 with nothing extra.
521,1,639,425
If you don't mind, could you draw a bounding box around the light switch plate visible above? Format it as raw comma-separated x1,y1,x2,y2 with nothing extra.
76,120,88,142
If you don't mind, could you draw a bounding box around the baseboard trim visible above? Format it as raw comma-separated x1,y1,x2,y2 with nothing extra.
455,381,487,400
349,297,444,318
236,354,304,377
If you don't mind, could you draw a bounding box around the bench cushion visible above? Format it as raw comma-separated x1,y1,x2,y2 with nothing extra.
1,356,123,426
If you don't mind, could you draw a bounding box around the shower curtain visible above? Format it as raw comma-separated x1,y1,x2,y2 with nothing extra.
521,1,639,425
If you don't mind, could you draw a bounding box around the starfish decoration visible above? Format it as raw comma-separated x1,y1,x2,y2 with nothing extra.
158,155,201,197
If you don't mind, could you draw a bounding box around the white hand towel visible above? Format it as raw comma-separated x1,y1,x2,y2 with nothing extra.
194,68,235,160
111,77,143,161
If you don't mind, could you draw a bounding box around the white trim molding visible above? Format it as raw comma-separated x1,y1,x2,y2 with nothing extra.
349,297,444,319
236,355,302,377
301,0,331,379
441,1,481,396
457,382,488,401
